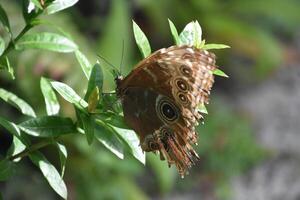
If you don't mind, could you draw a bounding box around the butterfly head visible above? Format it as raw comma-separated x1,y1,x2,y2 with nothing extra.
115,75,124,96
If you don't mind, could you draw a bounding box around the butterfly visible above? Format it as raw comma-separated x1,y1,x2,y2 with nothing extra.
116,45,217,176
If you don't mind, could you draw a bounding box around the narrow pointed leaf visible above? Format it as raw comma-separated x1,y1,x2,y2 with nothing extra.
132,20,151,58
197,103,208,114
168,19,179,45
88,87,99,113
202,44,230,50
110,125,145,164
19,116,76,137
40,77,60,115
29,151,67,199
94,120,124,159
7,136,26,162
198,39,206,49
0,88,36,117
75,50,92,79
56,142,67,177
46,0,79,14
95,113,130,130
213,69,229,78
179,21,202,47
0,5,11,34
0,116,30,146
5,57,15,79
84,63,103,101
22,0,40,23
50,80,88,109
194,20,202,48
15,32,78,53
0,36,5,56
30,0,43,9
78,112,94,145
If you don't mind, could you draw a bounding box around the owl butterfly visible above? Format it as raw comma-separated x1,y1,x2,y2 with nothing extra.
116,45,216,177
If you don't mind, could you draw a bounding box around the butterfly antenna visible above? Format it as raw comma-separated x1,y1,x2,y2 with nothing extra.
97,53,121,77
120,39,125,75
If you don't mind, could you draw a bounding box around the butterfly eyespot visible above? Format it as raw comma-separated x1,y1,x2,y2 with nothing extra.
148,141,158,150
178,93,187,102
160,127,173,138
162,103,176,120
157,98,179,123
143,135,158,151
175,79,189,92
175,92,192,107
179,65,192,77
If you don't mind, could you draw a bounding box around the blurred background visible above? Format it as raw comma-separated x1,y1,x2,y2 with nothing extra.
1,0,300,199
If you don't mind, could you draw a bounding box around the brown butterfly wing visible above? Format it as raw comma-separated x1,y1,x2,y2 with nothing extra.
117,45,217,176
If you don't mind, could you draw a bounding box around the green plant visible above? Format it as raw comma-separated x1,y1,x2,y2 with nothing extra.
0,1,230,199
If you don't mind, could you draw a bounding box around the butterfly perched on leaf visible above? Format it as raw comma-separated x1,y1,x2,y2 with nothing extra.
115,20,229,177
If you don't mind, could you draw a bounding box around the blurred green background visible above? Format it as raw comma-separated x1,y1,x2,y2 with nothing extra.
1,0,300,199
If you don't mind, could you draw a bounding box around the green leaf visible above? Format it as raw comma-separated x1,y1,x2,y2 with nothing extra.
56,142,67,177
212,69,229,78
22,0,41,24
30,0,43,9
179,20,202,47
168,19,179,45
29,151,67,199
15,32,78,53
132,20,151,58
0,56,14,79
193,21,202,48
198,39,206,49
29,19,73,39
0,36,5,56
50,80,88,109
7,136,26,162
110,125,145,164
0,88,36,117
0,116,30,146
75,50,92,79
95,112,130,129
5,57,15,80
88,87,99,113
19,116,76,137
0,159,13,181
78,112,94,145
197,103,208,114
46,0,79,14
40,77,60,115
101,93,122,113
94,120,124,159
84,63,103,101
0,4,11,34
202,44,230,50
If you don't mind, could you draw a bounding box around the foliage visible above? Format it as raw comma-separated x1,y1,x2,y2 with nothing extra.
0,0,230,198
0,0,280,199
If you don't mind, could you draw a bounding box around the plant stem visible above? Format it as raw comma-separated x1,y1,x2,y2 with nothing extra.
8,139,51,161
2,24,32,57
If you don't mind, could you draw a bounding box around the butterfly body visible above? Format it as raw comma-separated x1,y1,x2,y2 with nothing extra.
116,45,217,176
